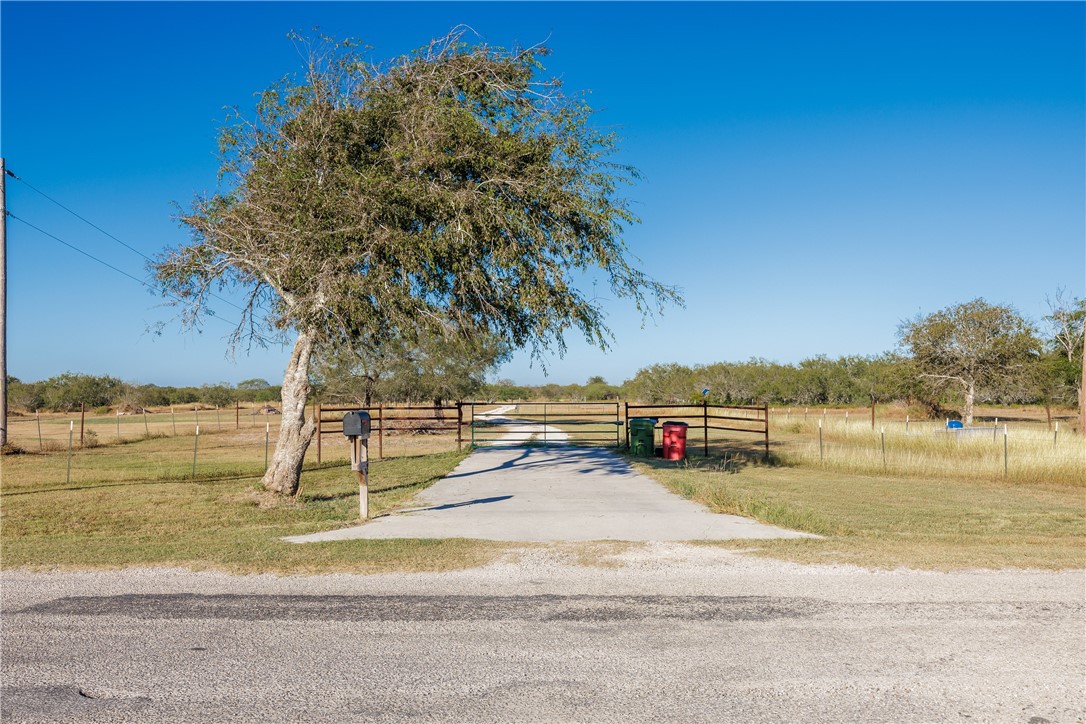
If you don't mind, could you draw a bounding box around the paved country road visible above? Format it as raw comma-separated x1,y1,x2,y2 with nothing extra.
2,547,1083,723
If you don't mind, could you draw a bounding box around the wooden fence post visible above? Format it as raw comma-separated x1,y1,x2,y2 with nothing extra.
624,401,630,449
616,401,621,448
763,403,770,460
457,402,463,452
703,399,709,457
79,402,85,447
316,403,322,464
378,404,384,460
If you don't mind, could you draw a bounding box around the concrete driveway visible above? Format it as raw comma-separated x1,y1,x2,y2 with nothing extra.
284,445,816,543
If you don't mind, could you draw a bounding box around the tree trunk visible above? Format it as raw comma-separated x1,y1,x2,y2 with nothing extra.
963,382,975,426
262,331,316,495
1079,329,1085,435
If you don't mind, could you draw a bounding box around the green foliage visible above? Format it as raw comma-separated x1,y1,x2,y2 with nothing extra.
36,373,125,412
153,28,680,495
482,379,532,401
1039,291,1084,407
199,383,236,408
1043,292,1085,362
621,355,917,406
899,299,1040,382
7,376,46,411
5,376,281,412
156,29,679,360
312,328,510,406
898,299,1040,421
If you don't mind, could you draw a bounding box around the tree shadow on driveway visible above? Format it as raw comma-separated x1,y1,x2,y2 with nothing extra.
404,495,514,513
446,446,633,479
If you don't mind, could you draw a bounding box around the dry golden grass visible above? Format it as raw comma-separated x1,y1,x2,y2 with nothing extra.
0,426,504,574
638,459,1085,570
768,412,1084,486
4,402,1082,573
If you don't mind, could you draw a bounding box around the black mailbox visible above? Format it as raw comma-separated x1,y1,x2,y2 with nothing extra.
343,411,371,439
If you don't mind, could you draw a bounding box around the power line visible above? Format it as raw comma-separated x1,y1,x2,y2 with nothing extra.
6,211,240,329
9,211,153,288
6,168,154,263
4,168,247,313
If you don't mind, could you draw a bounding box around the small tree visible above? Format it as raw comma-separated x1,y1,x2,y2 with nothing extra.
312,327,508,408
7,377,46,412
898,299,1040,425
1043,291,1085,433
199,383,236,408
382,330,509,408
156,31,678,494
41,373,124,412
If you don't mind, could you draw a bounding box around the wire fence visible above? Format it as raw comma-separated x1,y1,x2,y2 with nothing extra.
7,401,1081,487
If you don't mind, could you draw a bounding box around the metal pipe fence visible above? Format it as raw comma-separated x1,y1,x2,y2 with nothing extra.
625,401,770,458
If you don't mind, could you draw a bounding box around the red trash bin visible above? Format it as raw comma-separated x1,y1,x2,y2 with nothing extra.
662,421,688,460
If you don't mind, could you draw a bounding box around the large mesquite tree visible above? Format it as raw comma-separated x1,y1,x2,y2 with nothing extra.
898,299,1040,425
156,31,678,494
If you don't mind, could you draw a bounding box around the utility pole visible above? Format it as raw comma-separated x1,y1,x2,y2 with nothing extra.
1,157,7,447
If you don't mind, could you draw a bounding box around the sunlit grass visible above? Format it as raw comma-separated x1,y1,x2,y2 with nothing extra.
771,416,1084,486
1,431,503,574
637,458,1085,570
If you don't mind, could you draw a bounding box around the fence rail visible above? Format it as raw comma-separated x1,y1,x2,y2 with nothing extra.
11,400,770,462
465,401,623,448
309,400,773,459
313,404,464,462
625,401,770,457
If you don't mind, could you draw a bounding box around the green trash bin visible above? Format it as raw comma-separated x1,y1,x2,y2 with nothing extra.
628,418,657,457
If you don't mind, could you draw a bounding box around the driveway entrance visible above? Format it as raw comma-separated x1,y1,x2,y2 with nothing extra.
284,445,815,543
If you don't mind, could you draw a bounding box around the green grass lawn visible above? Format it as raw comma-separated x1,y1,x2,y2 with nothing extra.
1,434,503,574
636,456,1085,570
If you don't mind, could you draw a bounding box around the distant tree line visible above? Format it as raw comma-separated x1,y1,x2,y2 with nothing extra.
6,374,281,412
8,296,1082,423
619,297,1084,423
483,297,1085,424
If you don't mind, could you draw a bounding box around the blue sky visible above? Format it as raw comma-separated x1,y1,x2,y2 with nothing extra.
2,2,1083,387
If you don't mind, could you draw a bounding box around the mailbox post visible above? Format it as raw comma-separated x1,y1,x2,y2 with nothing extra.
343,411,372,519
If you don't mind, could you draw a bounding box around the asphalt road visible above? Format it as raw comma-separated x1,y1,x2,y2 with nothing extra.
2,546,1084,723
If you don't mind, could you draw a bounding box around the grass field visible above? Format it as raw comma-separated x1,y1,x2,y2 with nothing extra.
0,424,503,574
629,404,1083,569
769,412,1084,486
638,459,1084,570
2,403,1083,573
